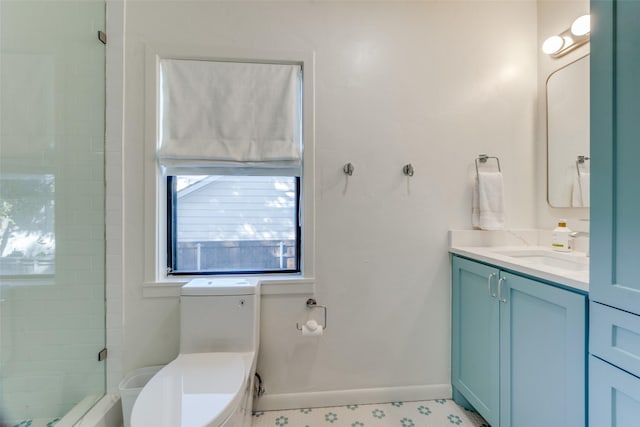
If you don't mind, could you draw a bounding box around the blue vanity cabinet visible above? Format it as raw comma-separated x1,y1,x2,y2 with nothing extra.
589,355,640,426
451,256,500,427
590,0,640,421
590,0,640,318
590,302,640,425
451,256,587,427
499,272,586,427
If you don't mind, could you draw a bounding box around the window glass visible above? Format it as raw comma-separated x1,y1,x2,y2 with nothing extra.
168,175,299,274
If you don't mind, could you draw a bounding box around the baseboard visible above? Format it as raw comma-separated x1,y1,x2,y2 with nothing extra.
254,384,452,411
53,395,101,427
72,394,123,427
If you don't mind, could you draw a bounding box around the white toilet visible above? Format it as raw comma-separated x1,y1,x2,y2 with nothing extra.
131,278,260,427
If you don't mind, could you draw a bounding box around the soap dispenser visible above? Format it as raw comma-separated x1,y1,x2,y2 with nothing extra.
552,220,572,252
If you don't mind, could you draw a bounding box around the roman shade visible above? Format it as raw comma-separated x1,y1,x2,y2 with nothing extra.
158,59,302,175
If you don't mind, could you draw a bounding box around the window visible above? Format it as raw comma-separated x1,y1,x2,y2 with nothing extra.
157,59,305,276
167,175,300,274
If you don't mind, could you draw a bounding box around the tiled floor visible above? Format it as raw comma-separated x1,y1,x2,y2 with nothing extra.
252,399,488,427
10,419,60,427
10,399,486,427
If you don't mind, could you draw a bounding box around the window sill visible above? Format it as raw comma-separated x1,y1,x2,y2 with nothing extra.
142,276,315,298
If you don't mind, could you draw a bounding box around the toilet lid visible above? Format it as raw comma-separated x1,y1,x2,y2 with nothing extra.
131,353,246,427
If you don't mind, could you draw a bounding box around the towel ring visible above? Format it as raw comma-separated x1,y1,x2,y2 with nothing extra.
475,154,501,176
575,155,590,178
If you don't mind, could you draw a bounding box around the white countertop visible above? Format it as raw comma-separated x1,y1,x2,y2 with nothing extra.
450,245,589,293
449,229,589,292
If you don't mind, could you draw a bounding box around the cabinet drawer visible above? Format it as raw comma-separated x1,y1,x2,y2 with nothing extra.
591,302,640,378
589,355,640,426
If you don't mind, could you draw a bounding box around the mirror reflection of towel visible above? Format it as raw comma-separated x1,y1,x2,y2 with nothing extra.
572,172,590,207
472,172,506,230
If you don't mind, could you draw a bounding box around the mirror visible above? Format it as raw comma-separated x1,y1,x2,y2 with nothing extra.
546,54,590,208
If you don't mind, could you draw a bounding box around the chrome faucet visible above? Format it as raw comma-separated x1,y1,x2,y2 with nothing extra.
570,231,590,238
569,231,590,257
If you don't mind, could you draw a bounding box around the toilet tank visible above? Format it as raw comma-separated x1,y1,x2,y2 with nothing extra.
179,279,259,354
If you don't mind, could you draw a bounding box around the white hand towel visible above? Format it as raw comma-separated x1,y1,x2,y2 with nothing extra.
571,172,590,207
472,178,480,228
472,172,505,230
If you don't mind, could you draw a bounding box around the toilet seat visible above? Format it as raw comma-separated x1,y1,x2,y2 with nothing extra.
131,353,248,427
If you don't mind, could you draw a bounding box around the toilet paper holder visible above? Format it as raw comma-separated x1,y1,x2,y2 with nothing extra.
296,298,327,331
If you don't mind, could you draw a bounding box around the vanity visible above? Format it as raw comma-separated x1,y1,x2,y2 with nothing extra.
449,232,588,427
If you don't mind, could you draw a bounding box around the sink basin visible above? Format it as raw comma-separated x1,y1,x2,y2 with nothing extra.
495,249,588,272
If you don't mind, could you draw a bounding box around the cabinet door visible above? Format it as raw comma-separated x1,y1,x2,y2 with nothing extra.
590,355,640,426
591,0,640,314
499,272,586,427
451,256,500,427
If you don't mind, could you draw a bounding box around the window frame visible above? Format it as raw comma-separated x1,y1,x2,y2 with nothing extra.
165,175,302,276
144,44,315,288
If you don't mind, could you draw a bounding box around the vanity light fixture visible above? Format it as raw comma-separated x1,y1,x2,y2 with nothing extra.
571,14,591,37
542,14,591,58
542,36,565,55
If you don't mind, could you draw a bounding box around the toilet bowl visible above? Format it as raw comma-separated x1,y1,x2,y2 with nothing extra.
131,279,259,427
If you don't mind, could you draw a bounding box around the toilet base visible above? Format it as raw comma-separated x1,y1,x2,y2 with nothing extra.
131,352,256,427
222,373,255,427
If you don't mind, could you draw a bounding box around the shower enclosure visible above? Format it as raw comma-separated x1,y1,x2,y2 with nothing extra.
0,1,106,425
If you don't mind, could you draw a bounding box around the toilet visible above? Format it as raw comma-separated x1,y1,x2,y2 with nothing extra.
131,278,260,427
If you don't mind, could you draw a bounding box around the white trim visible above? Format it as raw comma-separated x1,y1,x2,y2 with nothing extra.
142,277,315,298
259,277,315,295
254,384,452,411
143,43,316,286
55,395,101,427
70,394,122,427
142,281,183,298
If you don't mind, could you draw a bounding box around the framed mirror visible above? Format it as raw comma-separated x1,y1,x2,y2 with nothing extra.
546,54,590,208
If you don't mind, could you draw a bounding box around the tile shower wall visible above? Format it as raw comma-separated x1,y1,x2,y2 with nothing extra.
0,0,106,422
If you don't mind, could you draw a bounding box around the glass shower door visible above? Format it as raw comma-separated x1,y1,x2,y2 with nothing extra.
0,0,106,425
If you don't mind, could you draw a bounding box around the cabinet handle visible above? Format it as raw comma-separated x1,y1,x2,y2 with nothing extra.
497,277,507,303
487,273,497,298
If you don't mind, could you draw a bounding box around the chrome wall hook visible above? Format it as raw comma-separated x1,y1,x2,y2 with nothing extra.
402,164,414,177
343,163,355,176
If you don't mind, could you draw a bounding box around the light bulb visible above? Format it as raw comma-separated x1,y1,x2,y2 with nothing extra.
571,15,591,36
563,35,575,49
542,36,565,55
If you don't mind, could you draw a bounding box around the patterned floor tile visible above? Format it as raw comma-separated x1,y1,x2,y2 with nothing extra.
10,419,60,427
252,399,488,426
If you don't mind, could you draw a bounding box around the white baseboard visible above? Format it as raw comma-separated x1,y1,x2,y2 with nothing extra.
72,394,123,427
54,395,101,427
254,384,451,411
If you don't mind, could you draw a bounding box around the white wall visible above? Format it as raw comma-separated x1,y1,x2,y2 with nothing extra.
536,0,590,233
120,0,538,406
